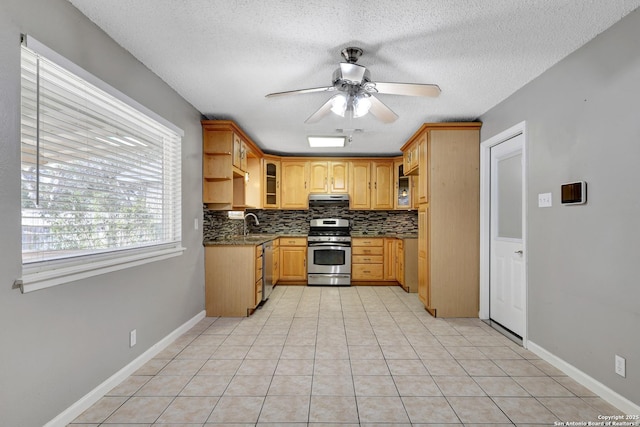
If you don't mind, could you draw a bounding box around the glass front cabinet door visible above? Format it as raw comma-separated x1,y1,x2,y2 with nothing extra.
395,160,412,209
264,157,280,208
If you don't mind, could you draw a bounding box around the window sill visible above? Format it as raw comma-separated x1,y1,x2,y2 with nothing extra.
15,246,186,293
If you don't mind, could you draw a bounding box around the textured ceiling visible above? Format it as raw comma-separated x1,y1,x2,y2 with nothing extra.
68,0,639,156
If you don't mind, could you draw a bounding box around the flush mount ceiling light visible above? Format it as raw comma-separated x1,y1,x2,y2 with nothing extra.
307,136,346,148
266,46,440,124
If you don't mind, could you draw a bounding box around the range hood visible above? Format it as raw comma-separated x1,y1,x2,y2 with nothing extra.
308,194,350,207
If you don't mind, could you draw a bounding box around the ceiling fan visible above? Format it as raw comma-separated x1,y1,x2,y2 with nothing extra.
265,47,441,124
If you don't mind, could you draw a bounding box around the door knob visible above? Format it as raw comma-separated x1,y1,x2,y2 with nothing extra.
514,250,523,255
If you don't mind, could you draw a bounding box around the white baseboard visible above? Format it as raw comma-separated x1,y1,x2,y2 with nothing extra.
527,341,640,414
45,310,206,427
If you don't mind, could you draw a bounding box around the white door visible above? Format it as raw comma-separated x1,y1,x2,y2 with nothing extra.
490,133,525,337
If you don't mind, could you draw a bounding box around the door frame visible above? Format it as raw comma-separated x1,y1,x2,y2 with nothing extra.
479,121,528,346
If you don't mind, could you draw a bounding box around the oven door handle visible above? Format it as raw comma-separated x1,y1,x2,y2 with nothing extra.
308,242,351,247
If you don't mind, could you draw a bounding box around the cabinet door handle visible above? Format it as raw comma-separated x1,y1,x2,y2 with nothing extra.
325,177,327,186
304,181,307,189
368,182,371,189
375,182,377,189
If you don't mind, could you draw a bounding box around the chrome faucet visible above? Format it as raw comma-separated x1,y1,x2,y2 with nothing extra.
243,213,259,236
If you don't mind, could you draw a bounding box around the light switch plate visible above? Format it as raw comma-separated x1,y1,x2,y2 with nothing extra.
538,193,552,208
130,329,137,348
615,354,626,377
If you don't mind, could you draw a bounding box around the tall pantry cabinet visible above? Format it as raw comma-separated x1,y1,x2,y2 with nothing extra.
402,123,481,318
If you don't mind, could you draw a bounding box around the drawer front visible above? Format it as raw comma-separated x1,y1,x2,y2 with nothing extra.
255,278,263,305
352,246,383,256
352,237,384,247
352,263,384,280
255,261,263,281
281,237,307,246
352,255,383,264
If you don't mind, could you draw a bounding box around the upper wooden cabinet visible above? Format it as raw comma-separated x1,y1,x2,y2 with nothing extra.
309,161,349,193
281,160,309,209
394,158,416,210
349,160,371,209
232,133,248,172
417,133,428,204
371,160,394,209
348,160,394,210
263,156,280,209
205,119,473,213
202,120,263,210
330,161,349,193
402,137,420,175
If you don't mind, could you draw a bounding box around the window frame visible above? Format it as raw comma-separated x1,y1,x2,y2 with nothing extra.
15,35,185,294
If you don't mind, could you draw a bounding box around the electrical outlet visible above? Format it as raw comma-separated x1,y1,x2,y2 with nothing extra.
227,210,244,220
615,354,626,377
538,192,552,208
194,218,199,230
130,329,137,348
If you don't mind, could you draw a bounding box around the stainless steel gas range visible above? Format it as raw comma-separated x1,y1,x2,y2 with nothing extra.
307,218,351,286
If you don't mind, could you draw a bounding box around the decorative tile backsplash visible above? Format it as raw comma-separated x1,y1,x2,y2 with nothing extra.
203,206,418,241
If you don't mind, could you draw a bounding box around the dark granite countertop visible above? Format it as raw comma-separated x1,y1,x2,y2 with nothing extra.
203,233,306,246
204,232,416,246
204,234,279,246
351,232,418,239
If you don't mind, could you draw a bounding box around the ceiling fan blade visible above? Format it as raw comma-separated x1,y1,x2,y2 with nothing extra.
266,86,334,98
304,96,336,123
368,95,398,123
370,82,441,97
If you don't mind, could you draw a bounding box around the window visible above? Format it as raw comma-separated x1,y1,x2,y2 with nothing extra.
18,37,183,293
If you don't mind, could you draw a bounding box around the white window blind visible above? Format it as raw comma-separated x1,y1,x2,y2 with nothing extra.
18,40,183,292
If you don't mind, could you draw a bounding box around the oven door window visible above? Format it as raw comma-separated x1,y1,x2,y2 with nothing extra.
313,248,346,266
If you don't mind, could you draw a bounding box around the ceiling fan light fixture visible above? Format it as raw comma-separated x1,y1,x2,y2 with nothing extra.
353,95,372,118
307,136,346,148
330,93,348,116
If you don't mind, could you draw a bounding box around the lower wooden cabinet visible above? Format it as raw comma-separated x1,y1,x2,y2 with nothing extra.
205,244,263,317
383,238,397,281
397,238,418,293
254,244,263,305
272,238,280,285
418,204,430,310
279,237,307,282
352,237,384,281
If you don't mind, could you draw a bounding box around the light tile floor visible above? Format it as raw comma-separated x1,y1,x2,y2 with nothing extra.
70,285,627,426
